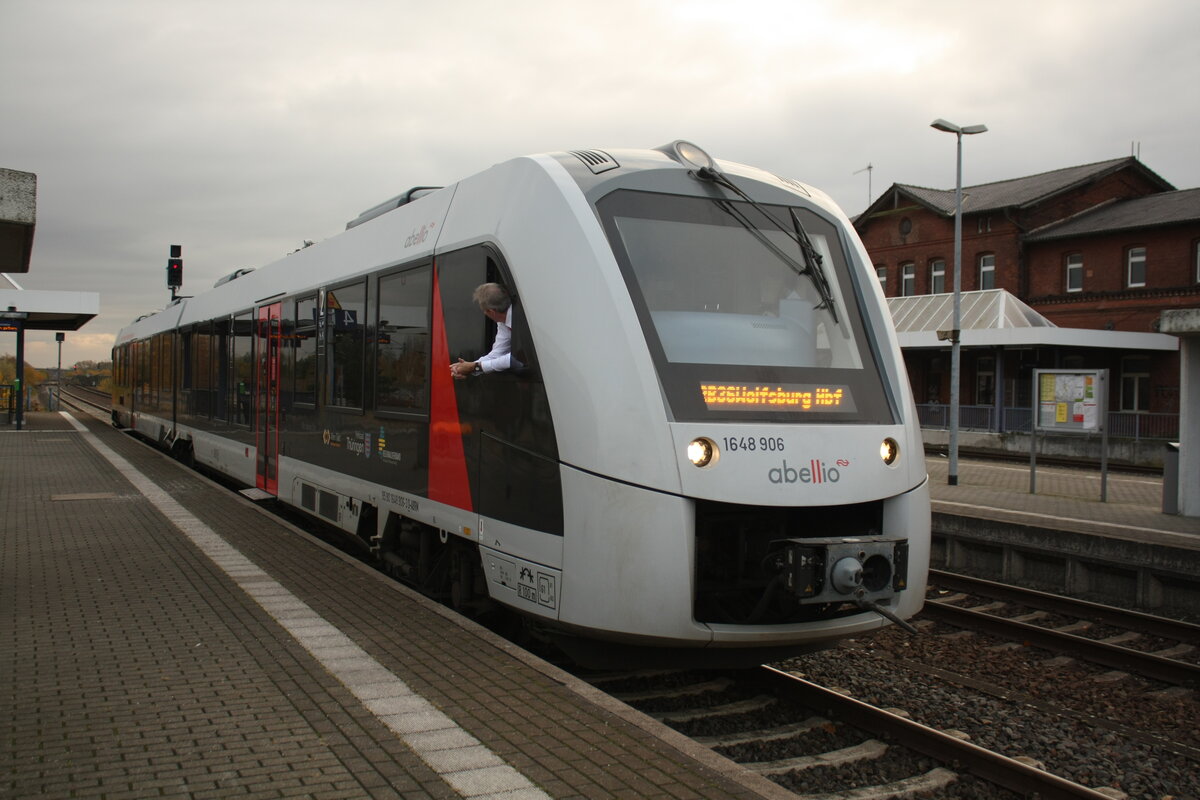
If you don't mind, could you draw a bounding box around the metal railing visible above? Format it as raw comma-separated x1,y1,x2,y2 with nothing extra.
916,403,1179,441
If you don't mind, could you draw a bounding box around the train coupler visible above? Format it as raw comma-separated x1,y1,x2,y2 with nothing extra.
780,536,909,607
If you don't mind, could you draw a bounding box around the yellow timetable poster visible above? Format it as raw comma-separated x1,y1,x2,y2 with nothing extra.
1035,370,1104,432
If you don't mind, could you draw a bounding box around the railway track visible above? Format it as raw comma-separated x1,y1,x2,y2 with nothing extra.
59,385,111,415
589,572,1200,797
925,569,1200,687
589,666,1113,799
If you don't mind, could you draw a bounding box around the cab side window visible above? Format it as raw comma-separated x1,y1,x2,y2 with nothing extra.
377,266,431,414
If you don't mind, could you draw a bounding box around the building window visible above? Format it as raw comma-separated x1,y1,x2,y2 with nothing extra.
975,356,995,405
978,254,995,290
930,259,946,294
1120,355,1150,412
875,265,887,292
901,262,916,296
1194,241,1199,284
1127,246,1146,287
977,216,992,233
1066,253,1083,292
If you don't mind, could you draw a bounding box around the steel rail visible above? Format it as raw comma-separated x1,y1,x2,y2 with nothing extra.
756,666,1115,800
60,386,111,414
930,569,1200,644
922,600,1200,686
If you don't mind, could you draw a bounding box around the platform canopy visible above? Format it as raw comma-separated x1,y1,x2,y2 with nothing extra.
0,168,36,274
888,289,1177,352
0,288,99,331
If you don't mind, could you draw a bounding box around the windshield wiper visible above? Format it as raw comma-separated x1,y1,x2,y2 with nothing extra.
701,171,839,323
788,208,838,322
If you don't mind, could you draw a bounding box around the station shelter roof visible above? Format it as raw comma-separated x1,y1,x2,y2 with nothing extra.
0,168,36,274
888,288,1177,352
0,288,99,331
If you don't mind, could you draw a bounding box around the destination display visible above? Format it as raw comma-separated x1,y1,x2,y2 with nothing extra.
700,382,856,413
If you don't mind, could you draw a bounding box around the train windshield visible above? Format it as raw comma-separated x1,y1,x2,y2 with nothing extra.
598,189,894,423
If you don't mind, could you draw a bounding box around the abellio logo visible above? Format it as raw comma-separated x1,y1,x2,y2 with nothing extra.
768,458,849,485
404,222,435,248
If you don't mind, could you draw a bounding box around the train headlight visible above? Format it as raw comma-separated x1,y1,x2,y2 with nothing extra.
672,140,716,172
687,437,718,468
880,437,900,466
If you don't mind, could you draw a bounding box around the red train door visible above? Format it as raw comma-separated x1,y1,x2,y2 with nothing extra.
255,303,282,494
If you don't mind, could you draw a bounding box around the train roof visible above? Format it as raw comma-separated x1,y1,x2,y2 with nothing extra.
116,143,836,344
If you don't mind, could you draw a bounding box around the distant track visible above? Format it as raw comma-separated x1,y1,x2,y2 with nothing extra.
59,385,111,416
926,569,1200,687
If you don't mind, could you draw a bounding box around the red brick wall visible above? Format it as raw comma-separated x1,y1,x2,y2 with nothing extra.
1027,226,1200,299
858,207,1022,296
856,163,1178,299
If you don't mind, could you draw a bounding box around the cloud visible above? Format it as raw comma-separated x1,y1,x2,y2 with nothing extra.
2,0,1198,366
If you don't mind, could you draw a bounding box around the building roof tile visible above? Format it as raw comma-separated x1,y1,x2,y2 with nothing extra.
1025,187,1200,241
885,157,1173,217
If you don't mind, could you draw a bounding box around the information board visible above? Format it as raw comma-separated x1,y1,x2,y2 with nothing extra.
1033,369,1107,433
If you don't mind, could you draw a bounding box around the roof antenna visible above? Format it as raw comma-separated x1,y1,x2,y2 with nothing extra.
853,163,874,208
1131,141,1140,159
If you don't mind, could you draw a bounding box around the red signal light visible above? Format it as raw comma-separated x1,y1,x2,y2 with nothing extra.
167,257,183,288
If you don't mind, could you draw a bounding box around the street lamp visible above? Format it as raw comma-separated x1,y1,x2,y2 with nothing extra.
56,332,65,411
931,118,987,486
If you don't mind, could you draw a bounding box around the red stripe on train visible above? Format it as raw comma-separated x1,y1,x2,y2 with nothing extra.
428,265,473,510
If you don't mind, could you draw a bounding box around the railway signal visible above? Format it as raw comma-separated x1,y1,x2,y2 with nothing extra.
167,244,183,297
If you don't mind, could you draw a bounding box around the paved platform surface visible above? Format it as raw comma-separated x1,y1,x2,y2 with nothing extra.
2,411,1196,799
1,412,791,800
925,451,1200,549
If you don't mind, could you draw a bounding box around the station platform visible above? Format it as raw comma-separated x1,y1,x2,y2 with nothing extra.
2,411,1197,798
925,450,1200,548
1,411,790,800
924,446,1200,612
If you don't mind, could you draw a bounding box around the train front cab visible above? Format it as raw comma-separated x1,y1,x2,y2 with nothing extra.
522,146,931,661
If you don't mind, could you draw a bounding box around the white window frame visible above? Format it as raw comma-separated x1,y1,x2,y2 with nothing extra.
930,259,945,294
1066,253,1083,293
1127,246,1146,288
1120,355,1150,412
900,262,916,296
875,265,887,291
975,356,995,405
978,254,995,290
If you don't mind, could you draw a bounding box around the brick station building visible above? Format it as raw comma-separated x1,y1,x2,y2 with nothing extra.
855,157,1200,438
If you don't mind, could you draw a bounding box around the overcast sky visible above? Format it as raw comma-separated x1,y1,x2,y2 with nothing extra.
4,0,1198,367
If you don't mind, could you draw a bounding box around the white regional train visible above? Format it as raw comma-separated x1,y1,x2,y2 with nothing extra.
113,141,930,666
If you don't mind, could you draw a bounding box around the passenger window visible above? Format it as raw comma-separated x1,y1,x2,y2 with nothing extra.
231,312,254,425
324,280,366,409
293,296,318,405
377,266,431,413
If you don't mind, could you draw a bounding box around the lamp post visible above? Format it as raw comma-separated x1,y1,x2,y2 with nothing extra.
931,118,987,486
56,332,64,411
